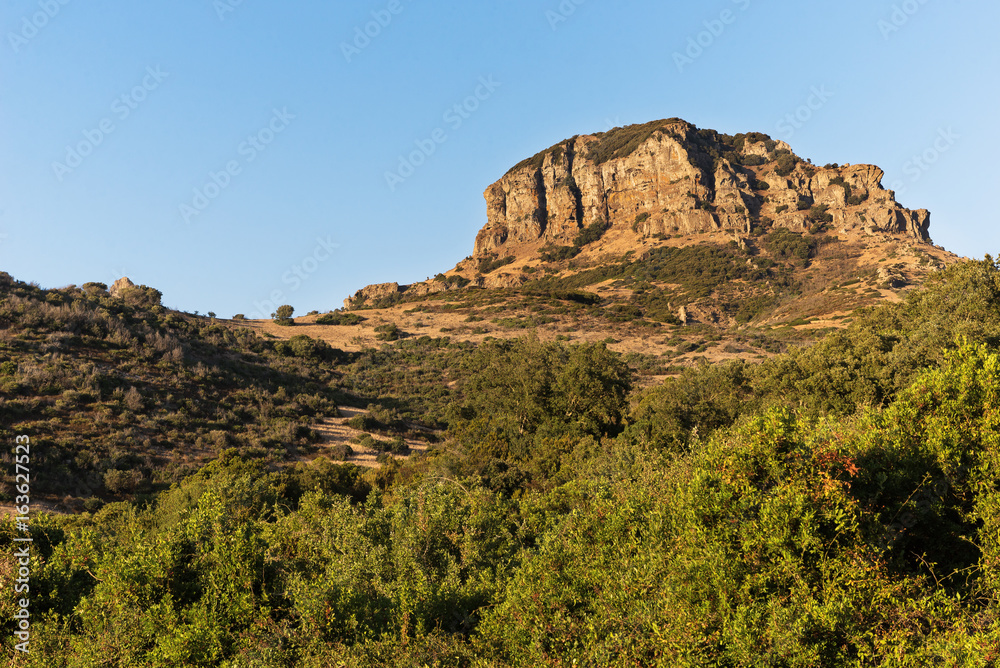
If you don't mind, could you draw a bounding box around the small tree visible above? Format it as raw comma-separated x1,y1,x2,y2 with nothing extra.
273,305,294,326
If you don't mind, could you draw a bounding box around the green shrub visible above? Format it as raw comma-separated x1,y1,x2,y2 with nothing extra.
775,153,798,176
478,255,516,275
454,336,632,445
539,244,581,262
809,204,834,223
272,304,294,326
374,323,403,341
81,281,108,296
316,312,365,326
585,120,670,165
288,335,334,360
605,304,642,322
573,219,610,247
764,228,817,265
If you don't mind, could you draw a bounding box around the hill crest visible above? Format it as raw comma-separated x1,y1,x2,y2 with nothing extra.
345,118,947,313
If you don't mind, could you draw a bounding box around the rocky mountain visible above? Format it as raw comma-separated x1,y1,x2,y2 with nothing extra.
473,118,929,258
344,118,954,324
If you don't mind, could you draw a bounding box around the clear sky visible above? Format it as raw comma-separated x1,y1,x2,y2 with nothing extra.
2,0,997,317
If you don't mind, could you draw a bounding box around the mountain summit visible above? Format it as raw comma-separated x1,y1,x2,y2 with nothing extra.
474,118,929,259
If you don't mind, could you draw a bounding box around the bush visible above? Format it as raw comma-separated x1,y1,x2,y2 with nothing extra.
82,282,108,296
540,245,581,262
775,153,798,176
585,120,668,165
346,414,382,432
478,255,516,274
764,228,817,265
454,336,632,443
607,304,643,322
119,285,163,308
525,289,601,305
327,443,353,461
374,323,403,341
316,312,365,326
809,204,834,223
272,304,294,326
573,219,610,247
103,468,144,494
288,335,334,360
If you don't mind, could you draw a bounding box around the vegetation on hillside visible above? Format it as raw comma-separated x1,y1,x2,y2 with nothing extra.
7,259,1000,664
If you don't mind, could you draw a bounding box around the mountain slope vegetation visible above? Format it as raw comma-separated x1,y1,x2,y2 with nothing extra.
6,257,1000,664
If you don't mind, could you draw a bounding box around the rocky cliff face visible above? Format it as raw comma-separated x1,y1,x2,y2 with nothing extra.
343,118,940,309
473,119,930,258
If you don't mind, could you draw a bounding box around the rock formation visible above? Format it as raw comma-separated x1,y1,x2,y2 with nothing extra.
343,282,401,309
110,277,136,298
473,119,930,258
344,118,936,308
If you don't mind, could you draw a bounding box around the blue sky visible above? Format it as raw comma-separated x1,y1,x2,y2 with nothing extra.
2,0,997,317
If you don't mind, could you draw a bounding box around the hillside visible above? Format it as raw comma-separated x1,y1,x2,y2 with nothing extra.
7,257,1000,665
9,119,1000,666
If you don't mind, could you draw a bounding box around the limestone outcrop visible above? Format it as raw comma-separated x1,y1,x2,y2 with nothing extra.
344,118,936,308
473,119,931,258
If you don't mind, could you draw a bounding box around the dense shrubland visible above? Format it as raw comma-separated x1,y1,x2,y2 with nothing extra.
0,275,347,506
6,259,1000,664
